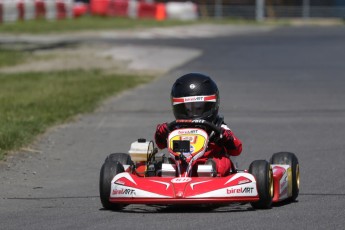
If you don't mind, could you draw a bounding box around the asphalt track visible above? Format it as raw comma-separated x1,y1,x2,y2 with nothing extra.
1,26,345,229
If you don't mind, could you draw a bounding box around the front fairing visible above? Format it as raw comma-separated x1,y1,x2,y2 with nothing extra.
167,128,209,162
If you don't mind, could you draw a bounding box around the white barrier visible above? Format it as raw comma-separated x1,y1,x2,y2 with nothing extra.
23,0,36,21
2,0,19,23
45,0,57,20
166,1,198,20
128,0,138,19
64,0,74,19
0,0,75,23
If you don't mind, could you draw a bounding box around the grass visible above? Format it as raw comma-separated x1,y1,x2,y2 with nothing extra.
0,48,30,67
0,49,153,159
0,15,278,35
0,16,198,34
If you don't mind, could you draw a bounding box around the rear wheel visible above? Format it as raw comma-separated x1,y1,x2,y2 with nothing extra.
270,152,299,202
249,160,273,209
99,156,125,210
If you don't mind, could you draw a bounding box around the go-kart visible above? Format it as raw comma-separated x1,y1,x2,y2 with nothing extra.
99,119,300,210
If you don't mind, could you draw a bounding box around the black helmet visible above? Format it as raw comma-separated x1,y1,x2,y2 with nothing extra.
171,73,220,121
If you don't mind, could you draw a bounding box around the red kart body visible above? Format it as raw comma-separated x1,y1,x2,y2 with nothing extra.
110,172,258,205
100,120,299,209
109,165,291,205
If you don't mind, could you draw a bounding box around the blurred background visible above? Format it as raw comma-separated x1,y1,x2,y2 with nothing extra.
0,0,344,24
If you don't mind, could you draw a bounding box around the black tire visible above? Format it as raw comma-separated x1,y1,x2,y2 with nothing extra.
249,160,273,209
99,157,125,210
270,152,299,202
106,153,132,166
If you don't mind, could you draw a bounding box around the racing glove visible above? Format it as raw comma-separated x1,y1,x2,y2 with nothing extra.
154,123,169,149
216,128,242,156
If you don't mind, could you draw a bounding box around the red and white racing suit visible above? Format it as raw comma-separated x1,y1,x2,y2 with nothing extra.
154,122,242,176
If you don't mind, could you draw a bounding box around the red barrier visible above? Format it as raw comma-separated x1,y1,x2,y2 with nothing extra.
90,0,109,16
17,1,25,20
35,0,46,19
138,2,156,19
90,0,166,19
109,0,128,17
106,0,116,17
73,3,88,18
56,0,66,19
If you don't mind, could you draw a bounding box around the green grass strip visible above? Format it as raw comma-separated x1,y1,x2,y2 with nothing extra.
0,48,29,67
0,69,153,159
0,16,197,34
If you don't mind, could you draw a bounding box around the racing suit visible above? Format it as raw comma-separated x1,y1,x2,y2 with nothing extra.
154,119,242,176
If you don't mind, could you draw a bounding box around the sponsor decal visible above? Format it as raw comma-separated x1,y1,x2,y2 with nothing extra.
227,187,254,194
191,120,206,124
175,119,193,123
181,136,196,142
171,177,192,183
185,96,205,103
178,130,198,135
112,188,136,196
172,95,217,105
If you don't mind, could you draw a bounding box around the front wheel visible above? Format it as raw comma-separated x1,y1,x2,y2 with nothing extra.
99,157,125,210
249,160,273,209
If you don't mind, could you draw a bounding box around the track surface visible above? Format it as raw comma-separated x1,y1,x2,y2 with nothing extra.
1,26,345,229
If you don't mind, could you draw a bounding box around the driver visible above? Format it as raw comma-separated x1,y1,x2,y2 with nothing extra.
154,73,242,176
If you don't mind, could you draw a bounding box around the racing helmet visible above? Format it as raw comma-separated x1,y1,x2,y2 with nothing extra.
171,73,220,122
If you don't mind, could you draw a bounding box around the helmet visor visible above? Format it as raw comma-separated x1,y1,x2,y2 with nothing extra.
172,95,218,119
173,102,215,119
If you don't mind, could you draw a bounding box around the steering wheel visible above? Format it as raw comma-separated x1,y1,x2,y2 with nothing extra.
167,119,223,140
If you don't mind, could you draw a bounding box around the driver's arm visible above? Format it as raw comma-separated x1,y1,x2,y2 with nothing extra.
219,125,242,156
154,123,169,149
